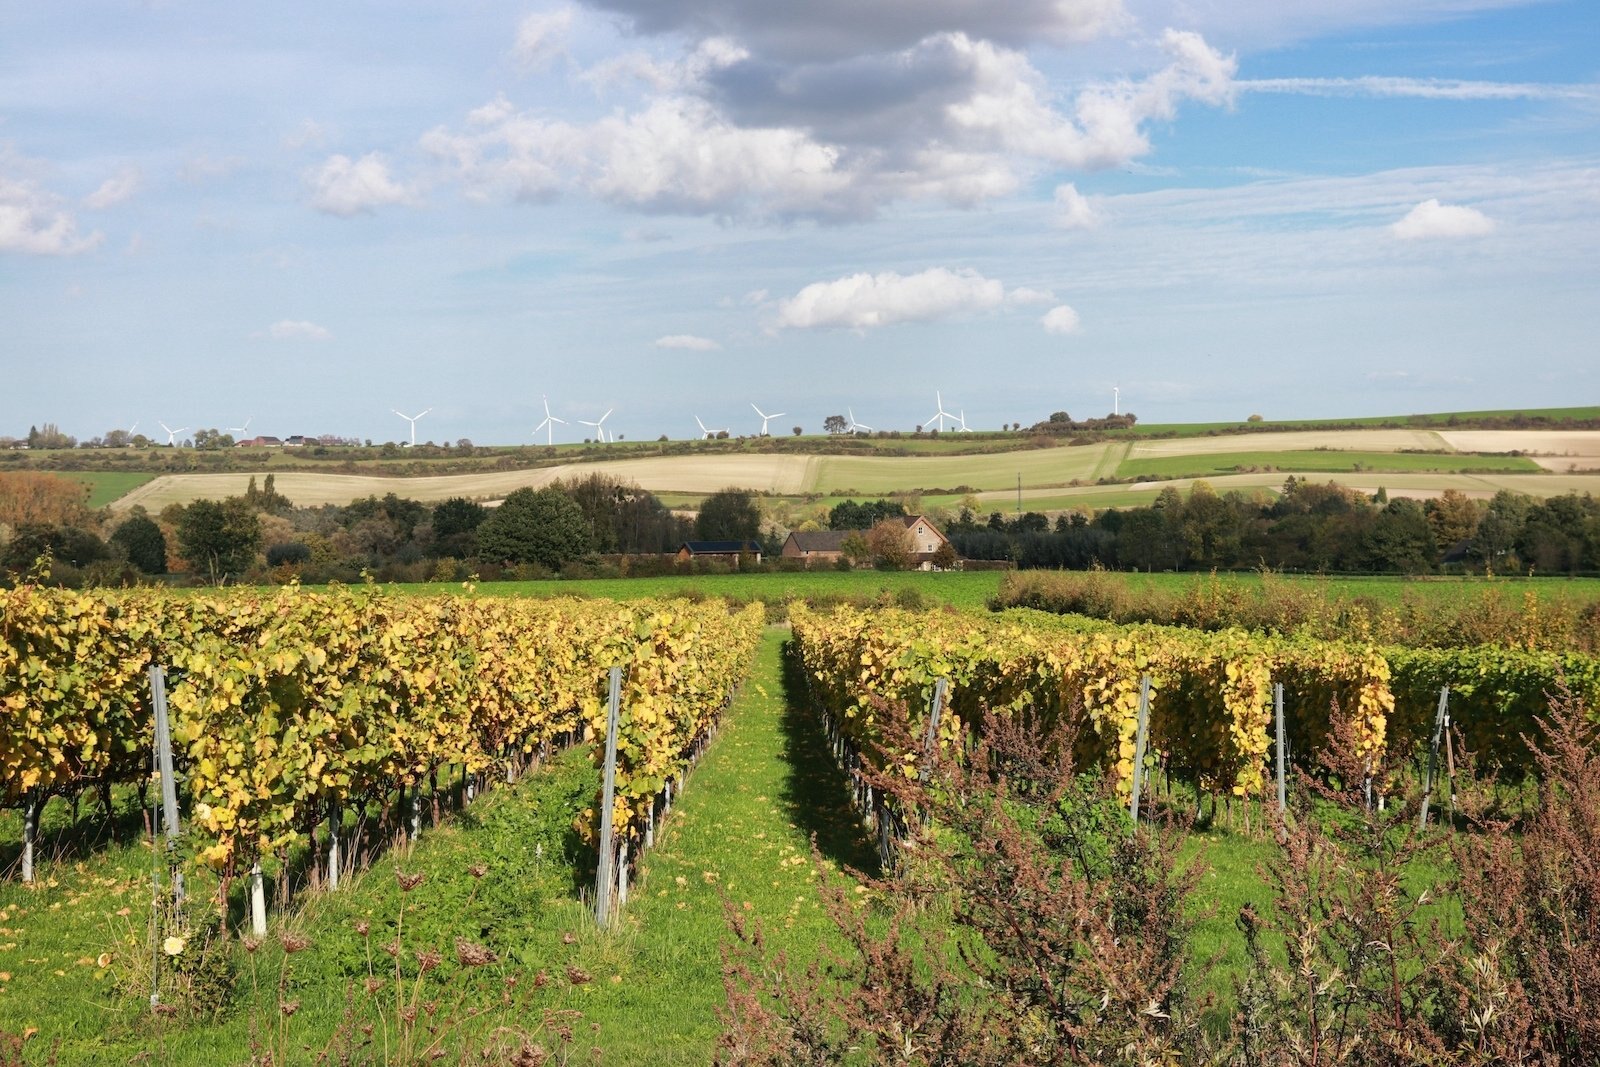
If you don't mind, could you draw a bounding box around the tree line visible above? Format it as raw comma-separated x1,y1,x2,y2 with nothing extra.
950,478,1600,575
0,471,777,586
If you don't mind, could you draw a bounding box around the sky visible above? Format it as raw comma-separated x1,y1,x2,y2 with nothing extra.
1,0,1597,445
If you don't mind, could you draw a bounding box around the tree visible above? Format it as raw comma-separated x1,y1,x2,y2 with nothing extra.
829,499,907,531
840,532,871,568
1424,488,1480,551
696,487,763,542
792,425,803,436
475,487,591,568
3,524,110,571
866,518,916,570
177,498,262,580
432,496,487,558
931,541,959,571
111,513,167,574
1362,499,1437,574
0,472,90,528
823,415,848,435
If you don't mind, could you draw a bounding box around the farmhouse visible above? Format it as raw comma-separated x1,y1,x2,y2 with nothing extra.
781,514,954,570
676,540,763,566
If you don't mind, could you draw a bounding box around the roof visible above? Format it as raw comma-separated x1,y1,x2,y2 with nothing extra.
680,540,762,554
787,530,851,552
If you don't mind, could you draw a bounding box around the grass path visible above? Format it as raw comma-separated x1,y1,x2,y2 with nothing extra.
570,626,876,1063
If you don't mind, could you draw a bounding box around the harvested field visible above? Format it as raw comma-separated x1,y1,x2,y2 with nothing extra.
954,470,1600,512
813,444,1113,494
1438,430,1600,472
1127,429,1448,456
110,454,820,510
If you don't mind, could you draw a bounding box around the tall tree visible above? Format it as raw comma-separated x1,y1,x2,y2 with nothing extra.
111,513,168,574
177,498,262,580
695,487,763,542
475,487,591,568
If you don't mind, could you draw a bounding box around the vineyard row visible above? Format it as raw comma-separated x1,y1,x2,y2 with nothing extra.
0,584,764,877
790,604,1600,799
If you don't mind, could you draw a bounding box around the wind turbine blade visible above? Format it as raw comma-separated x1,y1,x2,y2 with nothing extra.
551,415,566,424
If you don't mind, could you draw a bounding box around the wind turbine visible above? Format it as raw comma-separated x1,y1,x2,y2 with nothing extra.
847,408,872,433
228,416,252,438
158,421,186,447
578,408,613,443
533,396,566,445
957,410,972,432
392,407,432,447
925,391,956,432
751,402,785,437
694,415,728,440
1113,385,1120,416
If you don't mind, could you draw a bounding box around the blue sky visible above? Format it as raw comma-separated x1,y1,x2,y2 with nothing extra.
2,0,1596,444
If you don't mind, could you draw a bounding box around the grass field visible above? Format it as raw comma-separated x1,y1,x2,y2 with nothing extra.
399,569,1008,612
53,471,157,509
1117,448,1542,480
410,568,1600,615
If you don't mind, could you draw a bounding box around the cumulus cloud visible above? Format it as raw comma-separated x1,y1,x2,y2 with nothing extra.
1041,304,1082,334
264,319,333,341
1391,198,1494,240
1053,182,1099,228
0,159,102,255
775,267,1040,330
579,0,1126,61
84,167,141,209
425,26,1235,221
515,8,575,68
654,333,721,350
306,153,418,216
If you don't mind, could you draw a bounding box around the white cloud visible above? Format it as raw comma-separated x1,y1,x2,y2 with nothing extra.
515,8,575,69
306,153,418,216
429,27,1235,221
1391,198,1495,240
775,267,1023,330
264,319,333,341
84,167,140,209
1041,304,1082,334
1053,182,1099,229
1239,76,1597,101
654,333,721,350
0,157,102,255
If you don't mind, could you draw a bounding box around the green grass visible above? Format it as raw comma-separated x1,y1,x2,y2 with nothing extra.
1117,449,1541,480
52,471,157,509
395,570,1009,612
1000,568,1600,607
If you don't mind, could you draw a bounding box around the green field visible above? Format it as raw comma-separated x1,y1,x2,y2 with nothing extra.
400,569,1008,612
1123,405,1600,436
53,471,157,508
1116,448,1541,480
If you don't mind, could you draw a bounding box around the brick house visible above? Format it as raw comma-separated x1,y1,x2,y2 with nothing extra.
781,515,954,570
